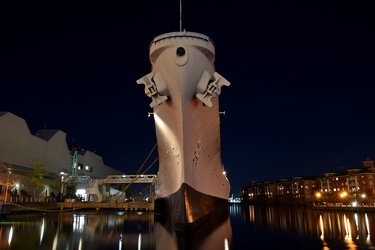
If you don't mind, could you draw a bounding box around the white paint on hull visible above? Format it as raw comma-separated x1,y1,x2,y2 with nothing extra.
137,31,230,201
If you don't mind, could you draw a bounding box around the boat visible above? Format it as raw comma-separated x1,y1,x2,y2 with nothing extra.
137,30,231,230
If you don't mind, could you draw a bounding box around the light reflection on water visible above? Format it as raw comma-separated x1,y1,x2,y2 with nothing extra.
233,205,375,249
2,206,375,249
0,209,232,250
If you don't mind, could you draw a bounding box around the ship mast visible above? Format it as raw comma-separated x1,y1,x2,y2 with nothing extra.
180,0,182,32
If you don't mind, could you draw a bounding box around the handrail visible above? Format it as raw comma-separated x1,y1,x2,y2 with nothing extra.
103,175,157,184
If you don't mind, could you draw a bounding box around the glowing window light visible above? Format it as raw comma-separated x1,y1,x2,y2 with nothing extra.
76,189,86,197
340,191,348,198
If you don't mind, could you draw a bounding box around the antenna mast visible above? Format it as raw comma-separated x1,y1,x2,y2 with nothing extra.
180,0,182,32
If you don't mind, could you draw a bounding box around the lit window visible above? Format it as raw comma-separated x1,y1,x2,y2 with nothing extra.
85,166,92,172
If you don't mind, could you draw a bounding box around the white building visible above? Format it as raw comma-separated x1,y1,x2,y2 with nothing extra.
0,112,124,200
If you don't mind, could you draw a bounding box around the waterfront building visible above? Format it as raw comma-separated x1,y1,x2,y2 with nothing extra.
316,171,345,202
316,159,375,204
277,178,292,204
0,112,124,201
243,176,318,205
290,176,318,205
244,181,278,205
242,158,375,205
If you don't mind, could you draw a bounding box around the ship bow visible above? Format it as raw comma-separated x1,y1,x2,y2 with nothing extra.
156,183,228,230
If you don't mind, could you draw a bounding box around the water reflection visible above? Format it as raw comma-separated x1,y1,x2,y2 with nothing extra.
241,205,375,249
155,210,232,250
6,205,375,249
0,209,232,250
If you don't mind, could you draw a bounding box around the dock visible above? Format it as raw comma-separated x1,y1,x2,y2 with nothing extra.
0,200,154,214
57,199,154,211
313,203,375,212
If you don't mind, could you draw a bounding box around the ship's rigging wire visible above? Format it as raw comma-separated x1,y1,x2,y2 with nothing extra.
113,143,158,202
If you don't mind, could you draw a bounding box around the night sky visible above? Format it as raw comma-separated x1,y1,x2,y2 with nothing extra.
1,1,374,195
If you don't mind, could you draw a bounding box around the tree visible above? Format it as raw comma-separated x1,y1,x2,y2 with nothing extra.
26,158,49,198
64,177,77,199
48,177,61,194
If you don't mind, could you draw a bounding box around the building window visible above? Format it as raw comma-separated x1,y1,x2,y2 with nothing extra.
85,166,92,172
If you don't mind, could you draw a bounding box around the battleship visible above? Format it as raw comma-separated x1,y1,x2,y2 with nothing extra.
137,30,231,229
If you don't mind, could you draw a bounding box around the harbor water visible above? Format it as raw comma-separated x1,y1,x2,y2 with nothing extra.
1,204,375,249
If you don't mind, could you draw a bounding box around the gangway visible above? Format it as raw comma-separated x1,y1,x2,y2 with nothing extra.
103,175,157,184
66,175,92,183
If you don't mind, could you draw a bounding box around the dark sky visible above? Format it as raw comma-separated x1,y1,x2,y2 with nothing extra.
1,1,375,195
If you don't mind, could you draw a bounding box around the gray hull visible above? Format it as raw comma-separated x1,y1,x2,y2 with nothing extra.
137,31,231,229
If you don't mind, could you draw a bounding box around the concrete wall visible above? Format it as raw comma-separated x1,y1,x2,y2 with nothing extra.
0,112,125,197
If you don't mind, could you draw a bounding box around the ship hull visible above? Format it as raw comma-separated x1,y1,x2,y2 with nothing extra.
137,32,231,229
155,183,229,230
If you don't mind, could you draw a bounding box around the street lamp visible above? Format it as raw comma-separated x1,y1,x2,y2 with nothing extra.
340,191,347,198
315,192,322,205
340,191,348,205
59,169,69,202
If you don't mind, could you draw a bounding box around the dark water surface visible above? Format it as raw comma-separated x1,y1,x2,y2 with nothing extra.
1,204,375,249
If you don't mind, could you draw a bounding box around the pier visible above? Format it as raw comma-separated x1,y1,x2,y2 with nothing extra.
56,199,154,211
1,173,158,214
2,200,154,214
313,203,375,212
